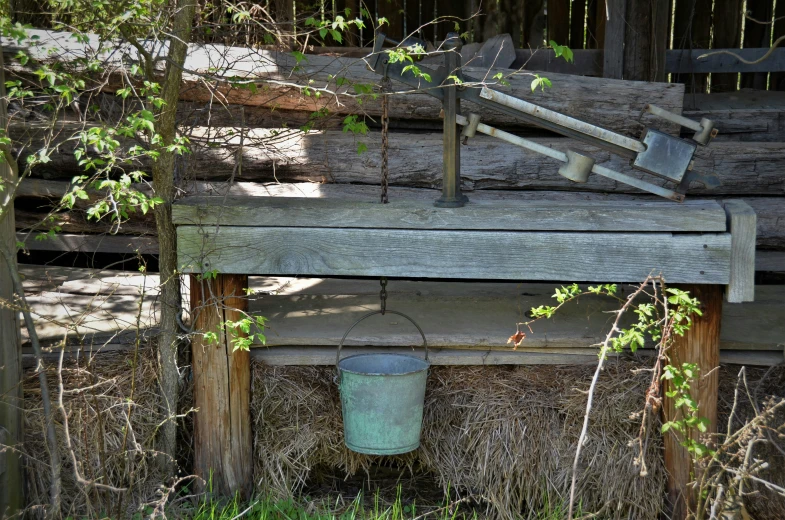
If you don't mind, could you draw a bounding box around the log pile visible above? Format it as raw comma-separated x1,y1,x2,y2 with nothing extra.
5,30,784,273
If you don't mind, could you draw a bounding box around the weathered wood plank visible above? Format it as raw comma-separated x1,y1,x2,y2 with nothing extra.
177,226,731,283
723,200,756,303
250,346,783,366
668,48,785,74
247,279,784,352
756,251,785,272
664,284,722,519
710,0,744,92
672,0,713,93
254,346,600,365
682,91,785,142
16,232,158,254
172,196,728,232
602,0,625,79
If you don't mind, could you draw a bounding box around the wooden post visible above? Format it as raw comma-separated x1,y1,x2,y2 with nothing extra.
0,43,24,517
190,274,252,497
664,284,722,520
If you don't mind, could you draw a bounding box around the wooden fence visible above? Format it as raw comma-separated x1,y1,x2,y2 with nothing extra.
256,0,785,92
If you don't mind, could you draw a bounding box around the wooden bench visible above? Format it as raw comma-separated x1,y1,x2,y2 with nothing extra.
173,195,756,500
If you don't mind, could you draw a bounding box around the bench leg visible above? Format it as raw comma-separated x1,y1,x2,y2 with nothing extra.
191,273,251,497
664,284,722,519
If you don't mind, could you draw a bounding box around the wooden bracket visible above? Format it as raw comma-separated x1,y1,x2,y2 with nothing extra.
723,200,756,303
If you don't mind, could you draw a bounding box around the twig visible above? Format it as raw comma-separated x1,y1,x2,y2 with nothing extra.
697,35,785,65
567,278,652,519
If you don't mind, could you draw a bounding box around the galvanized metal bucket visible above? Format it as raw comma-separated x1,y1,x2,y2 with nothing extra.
335,310,429,455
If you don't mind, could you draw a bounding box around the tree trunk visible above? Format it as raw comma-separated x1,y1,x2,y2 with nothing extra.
0,44,24,519
151,0,196,470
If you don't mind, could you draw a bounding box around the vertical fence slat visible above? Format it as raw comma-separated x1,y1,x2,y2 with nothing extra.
548,0,571,45
585,0,601,48
672,0,714,96
741,0,774,89
711,0,744,92
771,0,785,89
570,0,588,48
603,0,625,78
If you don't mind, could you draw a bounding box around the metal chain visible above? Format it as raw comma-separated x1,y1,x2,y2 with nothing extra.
379,277,388,315
380,66,391,204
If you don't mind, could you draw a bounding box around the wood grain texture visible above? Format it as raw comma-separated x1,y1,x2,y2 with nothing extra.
15,125,785,197
16,232,158,254
664,284,722,519
190,274,251,497
723,200,756,303
3,30,685,135
247,280,784,352
172,196,728,232
250,346,783,366
177,226,732,283
710,0,744,92
254,346,600,365
602,0,625,79
672,0,713,93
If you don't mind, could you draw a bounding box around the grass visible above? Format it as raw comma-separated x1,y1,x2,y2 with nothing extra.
163,487,585,520
171,489,477,520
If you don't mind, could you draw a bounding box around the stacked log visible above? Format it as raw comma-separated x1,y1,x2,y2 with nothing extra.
5,30,784,272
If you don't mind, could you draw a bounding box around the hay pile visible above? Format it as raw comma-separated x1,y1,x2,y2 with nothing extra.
251,362,665,519
23,347,176,518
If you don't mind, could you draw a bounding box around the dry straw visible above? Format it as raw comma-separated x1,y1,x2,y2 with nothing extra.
251,362,666,520
23,348,174,518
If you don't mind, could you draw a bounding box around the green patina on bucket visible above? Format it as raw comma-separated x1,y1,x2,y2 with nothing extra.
336,310,430,455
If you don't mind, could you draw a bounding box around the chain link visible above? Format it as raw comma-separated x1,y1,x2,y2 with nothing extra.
380,64,391,204
379,277,388,315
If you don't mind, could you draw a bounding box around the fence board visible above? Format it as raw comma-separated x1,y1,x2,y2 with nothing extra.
667,48,785,73
711,0,744,92
741,0,775,89
773,0,785,90
673,0,716,94
547,0,570,45
570,0,587,48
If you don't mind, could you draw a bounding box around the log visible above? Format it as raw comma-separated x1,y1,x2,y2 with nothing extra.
682,91,785,143
4,29,684,135
13,126,785,196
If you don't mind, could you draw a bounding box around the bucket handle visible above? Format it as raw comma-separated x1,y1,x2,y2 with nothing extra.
335,310,429,369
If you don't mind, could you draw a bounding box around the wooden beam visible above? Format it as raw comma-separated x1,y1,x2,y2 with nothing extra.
251,346,784,366
723,200,756,303
668,48,785,74
171,197,728,233
190,273,252,497
602,0,625,79
0,43,23,518
16,232,157,254
177,226,732,283
664,284,722,519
